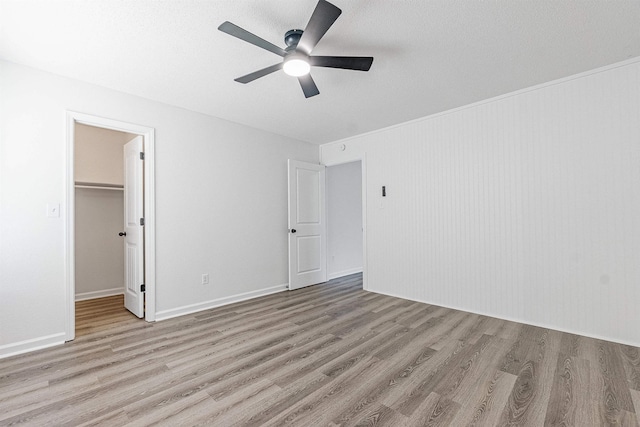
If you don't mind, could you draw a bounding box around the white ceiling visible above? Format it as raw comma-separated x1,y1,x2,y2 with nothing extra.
1,1,639,144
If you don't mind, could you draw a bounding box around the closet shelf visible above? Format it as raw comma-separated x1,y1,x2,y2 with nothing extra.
75,181,124,191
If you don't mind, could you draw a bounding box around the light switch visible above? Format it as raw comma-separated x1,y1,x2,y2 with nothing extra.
47,203,60,218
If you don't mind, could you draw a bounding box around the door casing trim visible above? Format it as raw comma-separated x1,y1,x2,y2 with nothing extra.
65,111,156,341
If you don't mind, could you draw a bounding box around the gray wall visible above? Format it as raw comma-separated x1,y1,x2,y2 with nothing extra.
75,188,125,299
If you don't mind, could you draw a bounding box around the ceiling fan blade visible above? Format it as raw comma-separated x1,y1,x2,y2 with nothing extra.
309,56,373,71
234,63,283,84
298,74,320,98
297,0,342,55
218,21,287,57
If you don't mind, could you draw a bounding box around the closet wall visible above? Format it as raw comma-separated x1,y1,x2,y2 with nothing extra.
327,161,363,279
74,124,137,300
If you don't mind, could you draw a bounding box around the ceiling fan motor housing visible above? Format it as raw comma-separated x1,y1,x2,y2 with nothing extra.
284,29,304,50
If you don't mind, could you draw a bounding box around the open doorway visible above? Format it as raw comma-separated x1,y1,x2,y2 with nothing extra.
65,112,156,342
74,124,136,300
74,124,140,334
326,160,363,287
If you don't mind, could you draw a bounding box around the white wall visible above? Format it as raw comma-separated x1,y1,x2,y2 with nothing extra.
0,60,317,357
321,58,640,347
327,162,362,279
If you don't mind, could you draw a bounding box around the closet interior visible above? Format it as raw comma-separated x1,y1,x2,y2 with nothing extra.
74,124,138,305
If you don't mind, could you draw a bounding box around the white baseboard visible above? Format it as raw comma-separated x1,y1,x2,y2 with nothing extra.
0,332,66,359
328,267,363,281
155,283,288,321
75,288,124,301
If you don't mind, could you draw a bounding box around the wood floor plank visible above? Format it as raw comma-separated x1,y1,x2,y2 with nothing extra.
263,355,390,426
372,315,443,360
75,409,131,427
403,392,461,427
0,373,101,420
383,339,467,416
592,340,638,425
432,334,498,399
426,311,474,351
205,334,340,401
543,352,596,426
497,326,562,426
632,389,640,417
621,344,640,391
349,404,407,427
195,379,282,426
0,379,48,403
273,328,383,387
233,371,332,426
443,336,513,405
1,273,639,426
123,389,216,427
320,324,409,379
396,303,445,328
122,342,299,420
394,335,496,417
448,369,517,426
0,346,115,388
162,323,303,373
0,364,172,425
328,341,438,425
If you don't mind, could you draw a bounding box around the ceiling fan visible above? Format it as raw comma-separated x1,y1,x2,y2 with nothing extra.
218,0,373,98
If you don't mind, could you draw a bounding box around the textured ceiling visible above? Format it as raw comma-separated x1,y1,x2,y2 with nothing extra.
1,0,639,144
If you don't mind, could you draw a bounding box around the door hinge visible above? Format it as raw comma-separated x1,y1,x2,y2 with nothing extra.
140,152,145,160
140,217,145,226
141,284,146,292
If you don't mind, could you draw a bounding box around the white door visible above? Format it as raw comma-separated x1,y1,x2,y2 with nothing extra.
288,160,327,290
123,136,144,317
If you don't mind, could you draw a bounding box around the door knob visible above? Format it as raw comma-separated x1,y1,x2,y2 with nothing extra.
118,232,127,236
290,229,297,233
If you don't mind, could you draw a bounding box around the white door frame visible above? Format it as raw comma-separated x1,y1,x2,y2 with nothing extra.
65,111,156,341
322,155,368,291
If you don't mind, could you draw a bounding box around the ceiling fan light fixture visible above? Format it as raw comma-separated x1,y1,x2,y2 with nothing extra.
219,0,373,97
283,56,310,77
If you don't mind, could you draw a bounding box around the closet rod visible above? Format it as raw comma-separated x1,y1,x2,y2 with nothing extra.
75,181,124,191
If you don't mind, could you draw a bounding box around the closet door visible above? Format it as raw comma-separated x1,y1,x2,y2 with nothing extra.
123,136,144,318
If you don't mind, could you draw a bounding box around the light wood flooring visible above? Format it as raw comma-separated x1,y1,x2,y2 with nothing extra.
1,274,640,426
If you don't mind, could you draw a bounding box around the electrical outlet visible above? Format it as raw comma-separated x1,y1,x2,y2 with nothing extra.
201,273,209,285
